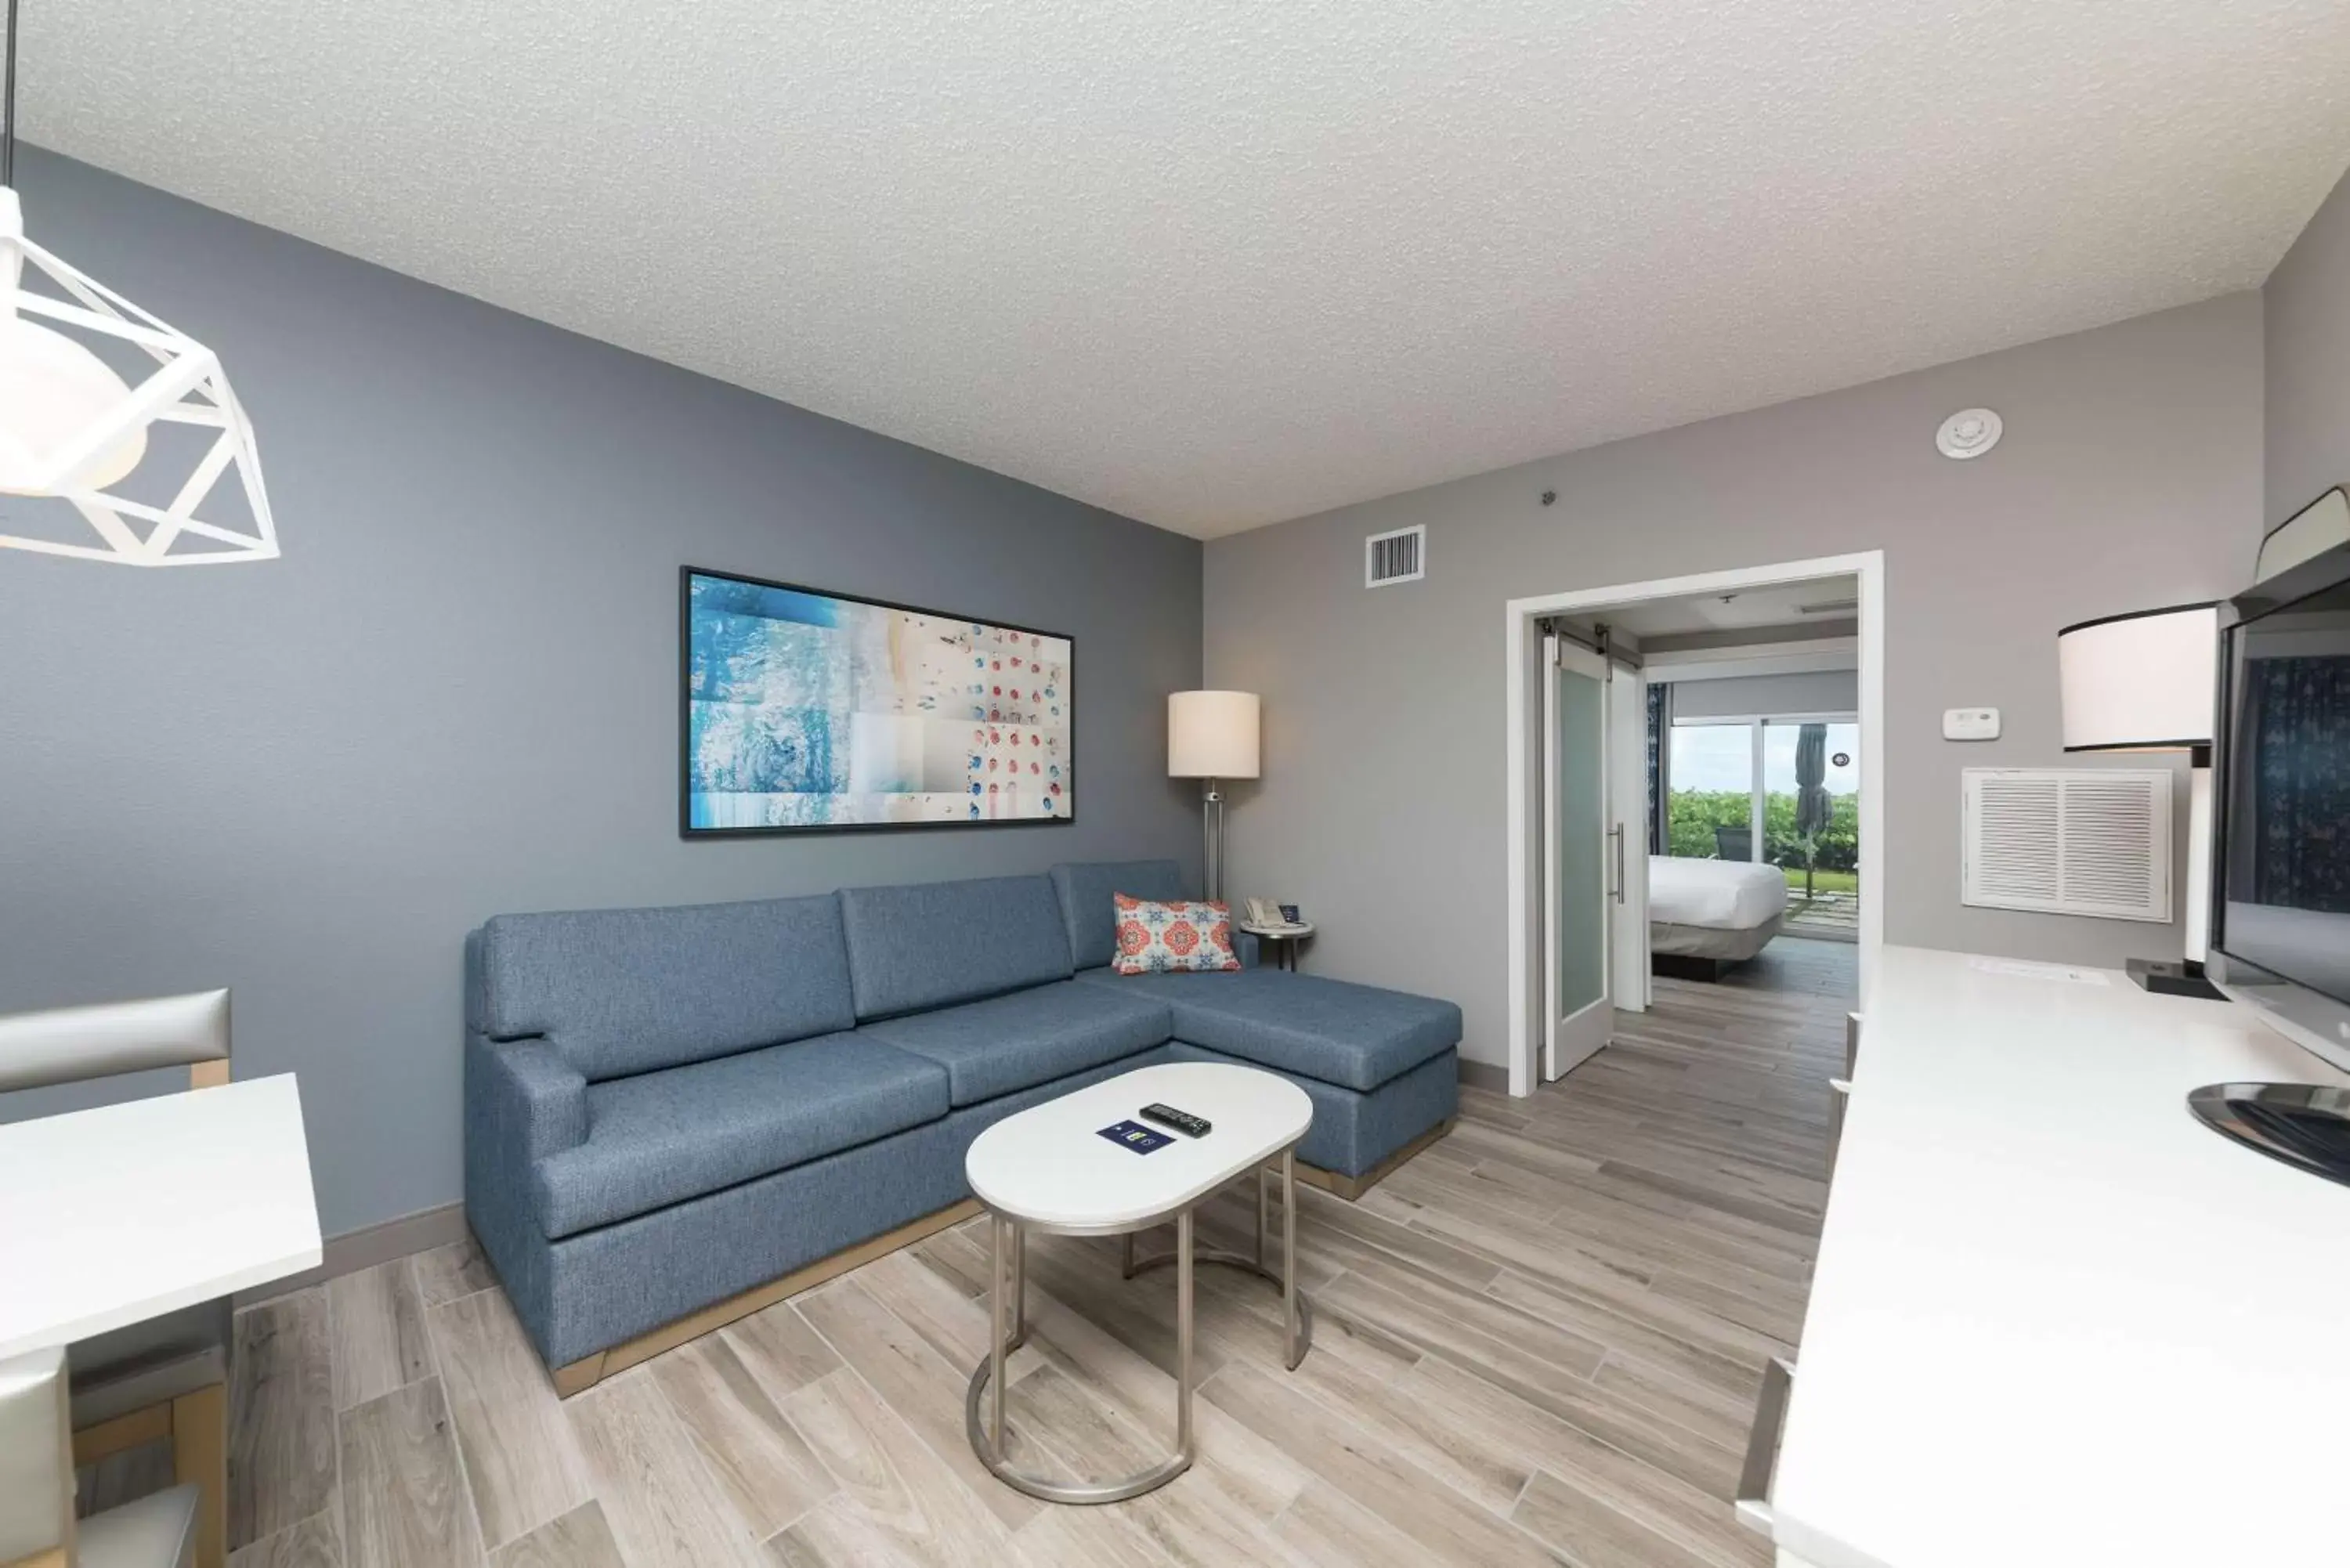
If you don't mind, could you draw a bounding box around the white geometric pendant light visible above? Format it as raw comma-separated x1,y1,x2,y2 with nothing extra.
0,0,276,566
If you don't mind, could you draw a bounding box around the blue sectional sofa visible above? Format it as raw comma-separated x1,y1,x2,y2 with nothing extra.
463,859,1459,1383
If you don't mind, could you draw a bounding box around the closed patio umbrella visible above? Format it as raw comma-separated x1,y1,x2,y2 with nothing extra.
1794,724,1829,896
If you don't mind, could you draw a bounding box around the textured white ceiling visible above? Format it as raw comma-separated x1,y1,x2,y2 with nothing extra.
20,2,2350,538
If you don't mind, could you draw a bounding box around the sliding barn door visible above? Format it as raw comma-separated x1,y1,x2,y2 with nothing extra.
1608,663,1651,1012
1544,638,1614,1080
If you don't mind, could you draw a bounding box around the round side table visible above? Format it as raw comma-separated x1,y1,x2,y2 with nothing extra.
1239,922,1314,971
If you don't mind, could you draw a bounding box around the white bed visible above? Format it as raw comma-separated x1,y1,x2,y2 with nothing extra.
1648,856,1787,966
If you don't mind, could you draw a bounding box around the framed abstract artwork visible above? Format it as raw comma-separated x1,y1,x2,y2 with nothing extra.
680,566,1073,835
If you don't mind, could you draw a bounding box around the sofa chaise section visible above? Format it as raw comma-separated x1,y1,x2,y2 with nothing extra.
1053,859,1463,1189
1081,966,1459,1092
1158,1038,1459,1180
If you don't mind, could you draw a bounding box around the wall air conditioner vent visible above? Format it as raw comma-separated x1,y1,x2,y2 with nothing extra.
1365,525,1425,587
1961,768,2171,922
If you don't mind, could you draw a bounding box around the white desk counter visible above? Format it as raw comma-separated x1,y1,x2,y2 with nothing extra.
0,1073,322,1359
1772,945,2350,1568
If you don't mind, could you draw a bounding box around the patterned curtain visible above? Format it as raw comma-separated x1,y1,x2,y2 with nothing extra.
1647,681,1671,854
2247,656,2350,913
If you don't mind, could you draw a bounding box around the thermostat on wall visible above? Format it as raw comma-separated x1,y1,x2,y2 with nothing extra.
1943,707,2001,741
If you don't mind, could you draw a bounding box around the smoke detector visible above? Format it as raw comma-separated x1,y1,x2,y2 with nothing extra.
1936,408,2002,461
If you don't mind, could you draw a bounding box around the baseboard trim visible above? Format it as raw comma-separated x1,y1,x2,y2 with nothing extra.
233,1201,470,1309
1456,1058,1509,1094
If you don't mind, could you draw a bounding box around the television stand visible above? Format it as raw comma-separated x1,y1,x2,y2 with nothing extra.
2186,1082,2350,1188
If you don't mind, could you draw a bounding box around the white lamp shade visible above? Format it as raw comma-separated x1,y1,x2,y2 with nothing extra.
0,317,147,494
2057,603,2219,751
1168,690,1260,779
0,187,277,565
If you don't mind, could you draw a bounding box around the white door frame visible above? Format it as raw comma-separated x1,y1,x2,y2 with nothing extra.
1504,551,1886,1098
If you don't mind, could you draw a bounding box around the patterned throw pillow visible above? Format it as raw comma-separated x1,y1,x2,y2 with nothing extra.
1112,894,1241,974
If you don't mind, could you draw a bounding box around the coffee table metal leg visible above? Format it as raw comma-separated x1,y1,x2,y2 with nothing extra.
989,1212,1007,1452
1013,1222,1027,1343
1176,1209,1195,1458
1283,1148,1303,1369
1256,1163,1269,1270
966,1158,1311,1503
1121,1230,1136,1280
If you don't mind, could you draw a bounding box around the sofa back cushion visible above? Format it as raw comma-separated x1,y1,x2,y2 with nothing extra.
475,895,855,1081
839,875,1075,1020
1050,859,1185,970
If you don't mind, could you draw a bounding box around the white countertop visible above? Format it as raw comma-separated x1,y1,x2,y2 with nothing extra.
1774,946,2350,1568
0,1074,323,1358
964,1062,1310,1233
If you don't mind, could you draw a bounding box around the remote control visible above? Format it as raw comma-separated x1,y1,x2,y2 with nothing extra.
1140,1103,1212,1138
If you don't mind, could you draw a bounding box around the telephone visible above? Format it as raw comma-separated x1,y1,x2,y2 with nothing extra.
1244,898,1304,928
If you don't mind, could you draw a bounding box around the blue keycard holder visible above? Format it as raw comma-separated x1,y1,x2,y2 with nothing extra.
1097,1119,1172,1154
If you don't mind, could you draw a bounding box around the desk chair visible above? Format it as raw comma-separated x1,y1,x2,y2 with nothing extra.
0,992,232,1568
0,1346,200,1568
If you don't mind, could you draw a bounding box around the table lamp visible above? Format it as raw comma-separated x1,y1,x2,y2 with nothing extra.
2056,602,2223,999
1168,691,1260,901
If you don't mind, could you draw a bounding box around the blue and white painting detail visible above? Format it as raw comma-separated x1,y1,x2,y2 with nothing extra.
686,571,1072,830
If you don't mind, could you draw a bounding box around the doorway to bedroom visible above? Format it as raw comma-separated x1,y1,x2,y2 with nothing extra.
1506,555,1878,1097
1625,571,1864,984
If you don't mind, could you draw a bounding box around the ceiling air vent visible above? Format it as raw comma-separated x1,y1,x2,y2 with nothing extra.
1961,768,2171,922
1366,525,1425,587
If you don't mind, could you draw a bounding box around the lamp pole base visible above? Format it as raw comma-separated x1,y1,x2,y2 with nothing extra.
1202,781,1224,904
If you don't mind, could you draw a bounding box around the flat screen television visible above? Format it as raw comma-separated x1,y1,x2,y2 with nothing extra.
2211,554,2350,1072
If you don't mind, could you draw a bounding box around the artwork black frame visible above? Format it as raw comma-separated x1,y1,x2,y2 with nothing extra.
678,564,1077,838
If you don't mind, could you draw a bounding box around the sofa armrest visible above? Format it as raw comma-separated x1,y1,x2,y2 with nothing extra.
1234,931,1261,968
462,1033,583,1341
466,1034,587,1166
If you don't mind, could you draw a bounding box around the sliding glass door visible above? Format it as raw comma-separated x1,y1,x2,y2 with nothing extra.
1763,721,1859,935
1668,715,1860,938
1667,722,1758,861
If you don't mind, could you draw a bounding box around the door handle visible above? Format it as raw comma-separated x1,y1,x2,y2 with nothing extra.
1607,824,1627,905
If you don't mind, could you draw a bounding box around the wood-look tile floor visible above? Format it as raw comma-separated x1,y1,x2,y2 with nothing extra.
164,936,1854,1567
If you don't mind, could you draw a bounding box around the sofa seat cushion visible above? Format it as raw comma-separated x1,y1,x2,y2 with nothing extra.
858,981,1173,1107
532,1032,949,1238
1074,966,1459,1092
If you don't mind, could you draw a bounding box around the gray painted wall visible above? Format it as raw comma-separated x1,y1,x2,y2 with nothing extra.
0,150,1204,1237
1205,294,2262,1069
2265,161,2350,527
1668,670,1859,721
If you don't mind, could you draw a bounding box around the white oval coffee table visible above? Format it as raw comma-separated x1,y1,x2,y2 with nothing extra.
963,1060,1314,1504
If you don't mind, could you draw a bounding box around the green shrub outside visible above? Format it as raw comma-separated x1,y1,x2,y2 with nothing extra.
1667,789,1858,871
